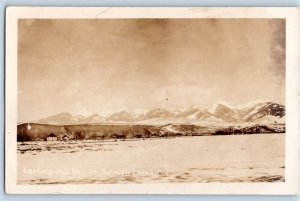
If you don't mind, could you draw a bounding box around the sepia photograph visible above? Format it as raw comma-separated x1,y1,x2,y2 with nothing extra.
5,7,299,194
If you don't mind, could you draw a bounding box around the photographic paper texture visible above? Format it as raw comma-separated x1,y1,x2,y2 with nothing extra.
5,7,299,194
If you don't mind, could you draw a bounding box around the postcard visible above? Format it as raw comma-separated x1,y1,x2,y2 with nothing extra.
5,7,299,194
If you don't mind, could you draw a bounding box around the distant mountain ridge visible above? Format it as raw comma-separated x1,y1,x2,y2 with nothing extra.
36,101,285,125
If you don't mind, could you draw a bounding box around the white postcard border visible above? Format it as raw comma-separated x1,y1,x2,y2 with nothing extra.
5,7,299,194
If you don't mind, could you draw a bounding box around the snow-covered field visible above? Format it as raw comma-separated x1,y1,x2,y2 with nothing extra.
17,134,285,184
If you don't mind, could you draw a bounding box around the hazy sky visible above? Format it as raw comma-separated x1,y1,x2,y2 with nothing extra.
18,19,285,122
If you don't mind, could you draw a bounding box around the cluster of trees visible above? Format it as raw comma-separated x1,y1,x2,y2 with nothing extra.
86,128,154,140
67,129,187,140
214,124,285,136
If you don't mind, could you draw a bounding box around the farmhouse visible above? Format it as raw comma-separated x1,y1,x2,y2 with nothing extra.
46,133,58,141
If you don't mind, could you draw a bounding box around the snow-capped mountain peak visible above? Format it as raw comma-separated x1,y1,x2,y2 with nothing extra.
37,101,285,125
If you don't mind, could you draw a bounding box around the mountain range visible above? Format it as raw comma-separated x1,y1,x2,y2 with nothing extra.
37,101,285,125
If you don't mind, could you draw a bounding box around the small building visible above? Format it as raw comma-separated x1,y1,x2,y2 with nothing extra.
47,133,58,141
134,133,143,138
62,135,70,141
110,133,123,139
